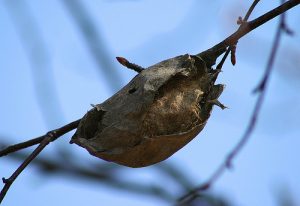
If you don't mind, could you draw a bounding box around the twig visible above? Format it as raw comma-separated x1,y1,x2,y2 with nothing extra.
0,119,80,203
216,0,260,71
1,140,196,203
178,0,292,204
0,137,44,157
116,57,145,73
244,0,261,21
230,0,260,66
199,0,300,61
0,119,81,157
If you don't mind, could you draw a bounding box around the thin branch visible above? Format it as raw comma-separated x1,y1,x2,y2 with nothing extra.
198,0,300,61
216,0,260,71
0,119,80,203
62,0,124,92
225,0,298,45
1,149,176,202
4,150,230,204
230,0,260,66
0,137,44,157
254,1,294,92
244,0,261,21
116,57,145,73
0,141,194,202
4,0,65,127
178,1,292,204
155,163,195,192
0,119,81,157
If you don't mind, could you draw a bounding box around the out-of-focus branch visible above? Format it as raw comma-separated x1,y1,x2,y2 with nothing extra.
62,0,123,92
179,0,294,204
4,0,65,128
1,145,176,203
155,163,195,192
2,148,231,205
0,141,195,201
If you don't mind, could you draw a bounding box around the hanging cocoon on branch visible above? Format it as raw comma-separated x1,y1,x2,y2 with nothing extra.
71,48,227,168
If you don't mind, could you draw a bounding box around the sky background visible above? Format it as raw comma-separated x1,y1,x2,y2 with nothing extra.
1,0,300,205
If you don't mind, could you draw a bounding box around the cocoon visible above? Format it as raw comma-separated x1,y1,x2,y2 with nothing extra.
71,53,225,168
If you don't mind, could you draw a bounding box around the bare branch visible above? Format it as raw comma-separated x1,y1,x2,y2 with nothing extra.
0,119,80,203
0,119,81,157
4,0,65,127
178,0,293,204
216,0,260,71
198,0,300,64
244,0,261,21
61,0,124,92
0,137,44,157
1,148,187,203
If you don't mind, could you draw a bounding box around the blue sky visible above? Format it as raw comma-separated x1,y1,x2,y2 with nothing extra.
1,0,300,205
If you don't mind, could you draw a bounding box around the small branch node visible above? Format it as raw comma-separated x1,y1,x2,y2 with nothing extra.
198,183,210,191
237,16,246,25
281,22,294,35
0,119,80,203
2,178,8,184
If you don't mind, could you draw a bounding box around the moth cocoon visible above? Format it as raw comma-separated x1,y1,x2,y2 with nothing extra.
71,54,225,168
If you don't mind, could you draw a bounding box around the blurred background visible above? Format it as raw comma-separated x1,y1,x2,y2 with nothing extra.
1,0,300,205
